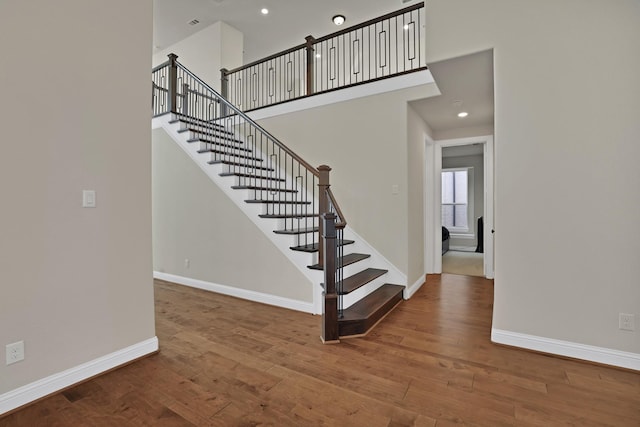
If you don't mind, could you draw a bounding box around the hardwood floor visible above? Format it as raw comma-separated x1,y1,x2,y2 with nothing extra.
2,274,639,426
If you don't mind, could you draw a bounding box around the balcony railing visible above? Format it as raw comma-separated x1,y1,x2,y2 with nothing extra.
221,2,426,111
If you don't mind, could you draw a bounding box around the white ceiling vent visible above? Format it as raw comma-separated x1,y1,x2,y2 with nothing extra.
188,19,200,26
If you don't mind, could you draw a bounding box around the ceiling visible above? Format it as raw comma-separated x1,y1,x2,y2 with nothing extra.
153,0,423,63
153,0,494,135
409,50,494,135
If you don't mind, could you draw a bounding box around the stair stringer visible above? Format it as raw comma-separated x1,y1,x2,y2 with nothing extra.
152,114,407,315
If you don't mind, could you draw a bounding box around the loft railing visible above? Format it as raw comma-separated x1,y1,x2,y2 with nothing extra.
221,2,426,111
152,55,347,343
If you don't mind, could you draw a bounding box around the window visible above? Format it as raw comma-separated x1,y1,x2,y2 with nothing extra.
441,168,472,232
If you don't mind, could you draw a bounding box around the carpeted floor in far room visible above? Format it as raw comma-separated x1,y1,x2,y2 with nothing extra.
442,250,484,277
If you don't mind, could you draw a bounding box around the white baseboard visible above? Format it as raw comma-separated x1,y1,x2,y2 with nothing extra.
154,272,314,314
404,275,426,299
0,337,158,415
492,329,640,371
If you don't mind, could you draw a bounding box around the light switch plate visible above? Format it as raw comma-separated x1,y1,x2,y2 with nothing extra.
6,341,24,365
83,190,96,208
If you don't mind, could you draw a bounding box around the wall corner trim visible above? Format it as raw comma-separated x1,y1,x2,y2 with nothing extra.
154,271,314,314
491,329,640,371
0,337,158,415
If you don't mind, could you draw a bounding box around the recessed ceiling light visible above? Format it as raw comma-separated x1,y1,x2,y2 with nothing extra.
332,15,346,26
315,53,321,58
261,8,269,15
457,111,469,118
403,24,410,30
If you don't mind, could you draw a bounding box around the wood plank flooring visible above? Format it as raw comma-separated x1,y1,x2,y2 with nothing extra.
2,274,639,426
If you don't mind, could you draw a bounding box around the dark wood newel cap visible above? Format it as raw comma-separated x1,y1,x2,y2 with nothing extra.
318,165,332,172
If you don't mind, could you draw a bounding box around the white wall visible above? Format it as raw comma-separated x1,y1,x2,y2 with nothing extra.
407,105,434,286
152,129,312,303
153,21,243,91
426,0,640,355
256,84,439,279
0,0,155,396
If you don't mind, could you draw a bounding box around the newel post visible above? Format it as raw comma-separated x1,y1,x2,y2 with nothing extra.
167,53,179,114
318,165,331,269
305,35,316,96
321,212,339,343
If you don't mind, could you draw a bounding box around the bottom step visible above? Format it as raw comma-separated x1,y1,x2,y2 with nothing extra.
338,284,404,337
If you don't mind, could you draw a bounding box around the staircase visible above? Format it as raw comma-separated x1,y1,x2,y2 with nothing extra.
152,56,404,341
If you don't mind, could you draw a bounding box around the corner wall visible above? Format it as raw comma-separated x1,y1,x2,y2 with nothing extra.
0,0,155,400
426,0,640,359
153,21,243,91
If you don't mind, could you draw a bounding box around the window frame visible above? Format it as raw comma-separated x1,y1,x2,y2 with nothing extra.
441,167,474,235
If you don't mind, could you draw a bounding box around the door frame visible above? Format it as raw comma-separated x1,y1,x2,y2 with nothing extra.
424,135,494,278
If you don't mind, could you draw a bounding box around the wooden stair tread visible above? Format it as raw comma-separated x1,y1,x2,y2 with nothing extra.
209,160,274,171
340,268,388,294
245,199,311,205
187,135,244,145
180,126,234,136
198,149,261,161
290,240,354,253
219,172,285,182
169,115,230,133
187,138,246,152
338,284,404,337
308,253,370,270
194,142,251,152
232,185,298,193
259,213,319,219
273,227,318,235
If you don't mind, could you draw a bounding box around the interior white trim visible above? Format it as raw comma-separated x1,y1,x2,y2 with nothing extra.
404,275,427,299
154,271,315,314
0,337,158,415
492,329,640,371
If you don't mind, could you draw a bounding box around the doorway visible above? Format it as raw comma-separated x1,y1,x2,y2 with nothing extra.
425,135,494,279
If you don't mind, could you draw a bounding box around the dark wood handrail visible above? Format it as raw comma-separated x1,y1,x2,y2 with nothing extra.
152,60,170,73
223,42,307,75
184,87,219,103
326,188,346,228
152,81,168,92
313,2,424,44
175,62,320,177
221,2,424,77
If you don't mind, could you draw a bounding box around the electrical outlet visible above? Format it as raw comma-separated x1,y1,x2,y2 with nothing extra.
184,258,190,269
6,341,24,365
619,313,635,331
